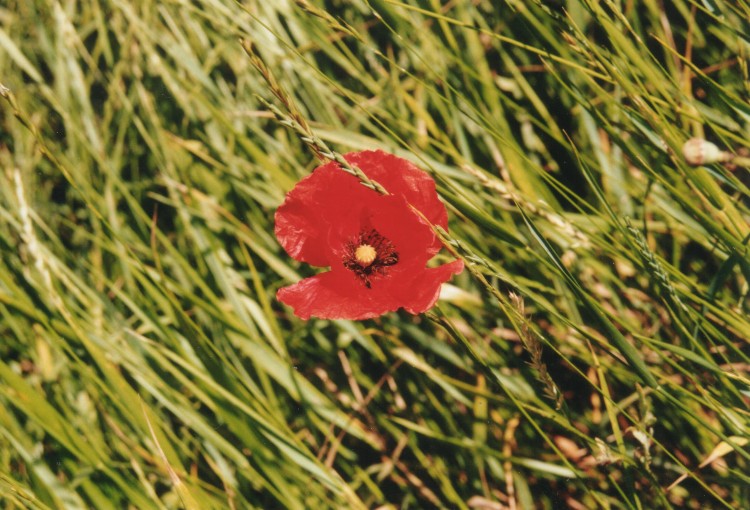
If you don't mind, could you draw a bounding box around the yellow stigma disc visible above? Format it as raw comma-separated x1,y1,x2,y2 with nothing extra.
354,244,377,266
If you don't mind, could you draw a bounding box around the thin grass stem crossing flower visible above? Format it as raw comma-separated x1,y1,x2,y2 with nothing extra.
275,150,463,319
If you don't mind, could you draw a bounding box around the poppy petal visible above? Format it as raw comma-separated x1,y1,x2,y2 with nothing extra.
326,194,438,269
274,194,331,267
275,162,386,266
341,151,449,253
277,270,392,320
277,259,464,320
369,195,441,268
399,259,464,315
342,150,448,226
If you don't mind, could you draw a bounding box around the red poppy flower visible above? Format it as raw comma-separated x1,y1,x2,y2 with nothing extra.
275,150,464,320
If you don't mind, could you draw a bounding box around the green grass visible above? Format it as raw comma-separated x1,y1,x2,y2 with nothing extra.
1,0,749,508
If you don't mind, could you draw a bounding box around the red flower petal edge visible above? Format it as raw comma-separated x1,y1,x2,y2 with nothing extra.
275,150,463,320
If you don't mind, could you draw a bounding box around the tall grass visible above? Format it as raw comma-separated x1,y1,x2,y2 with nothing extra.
1,0,749,508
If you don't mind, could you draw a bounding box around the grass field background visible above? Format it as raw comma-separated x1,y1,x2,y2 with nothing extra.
1,0,749,508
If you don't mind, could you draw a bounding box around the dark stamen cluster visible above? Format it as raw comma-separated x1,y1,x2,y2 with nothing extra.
343,229,399,288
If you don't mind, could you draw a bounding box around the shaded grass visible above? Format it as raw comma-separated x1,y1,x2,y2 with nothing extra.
1,0,749,508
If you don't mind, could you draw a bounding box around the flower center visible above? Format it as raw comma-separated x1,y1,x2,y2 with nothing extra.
343,229,399,288
355,244,377,266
